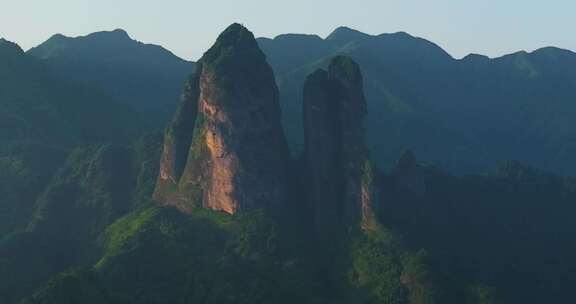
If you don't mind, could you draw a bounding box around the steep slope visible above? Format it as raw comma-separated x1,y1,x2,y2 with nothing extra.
28,29,194,127
0,25,514,304
0,145,68,237
0,38,146,236
154,24,291,214
258,28,576,175
303,56,378,238
301,57,436,304
28,145,135,244
0,38,144,145
381,154,576,303
0,134,163,304
0,145,132,304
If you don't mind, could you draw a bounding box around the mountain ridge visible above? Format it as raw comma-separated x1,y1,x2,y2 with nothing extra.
3,23,576,304
28,29,181,60
257,26,576,175
259,26,575,61
27,29,194,129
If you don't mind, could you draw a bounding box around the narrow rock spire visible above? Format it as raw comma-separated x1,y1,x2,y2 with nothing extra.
154,24,290,214
303,55,379,237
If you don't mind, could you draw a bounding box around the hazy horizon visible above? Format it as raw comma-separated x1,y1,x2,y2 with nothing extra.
2,0,575,61
3,3,576,304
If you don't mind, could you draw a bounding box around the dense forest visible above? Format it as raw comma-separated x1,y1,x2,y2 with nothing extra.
1,24,576,304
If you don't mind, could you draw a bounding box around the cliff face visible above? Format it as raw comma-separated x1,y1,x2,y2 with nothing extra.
331,56,371,226
154,24,290,214
303,56,378,236
153,73,200,206
302,69,342,237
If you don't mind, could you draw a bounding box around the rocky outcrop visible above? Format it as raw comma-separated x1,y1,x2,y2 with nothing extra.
331,56,371,226
359,160,379,231
302,69,342,236
303,56,378,236
153,73,199,205
154,24,290,214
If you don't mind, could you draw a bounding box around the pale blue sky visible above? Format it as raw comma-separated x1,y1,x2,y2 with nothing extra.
1,0,574,61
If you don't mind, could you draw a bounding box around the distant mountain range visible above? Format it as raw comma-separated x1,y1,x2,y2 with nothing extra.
28,29,194,128
258,27,576,175
2,24,576,304
0,37,148,241
5,26,576,175
0,38,142,146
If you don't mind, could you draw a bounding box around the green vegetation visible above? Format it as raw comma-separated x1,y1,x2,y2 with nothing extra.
0,143,68,237
187,106,208,165
0,157,33,235
0,134,164,304
28,144,134,243
0,42,144,146
201,23,276,95
349,230,407,304
11,197,433,304
258,27,576,175
91,207,320,304
97,206,163,266
380,157,576,303
130,132,163,208
348,224,436,304
165,70,201,182
22,268,113,304
28,29,194,128
172,105,208,210
4,25,576,304
331,55,362,82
